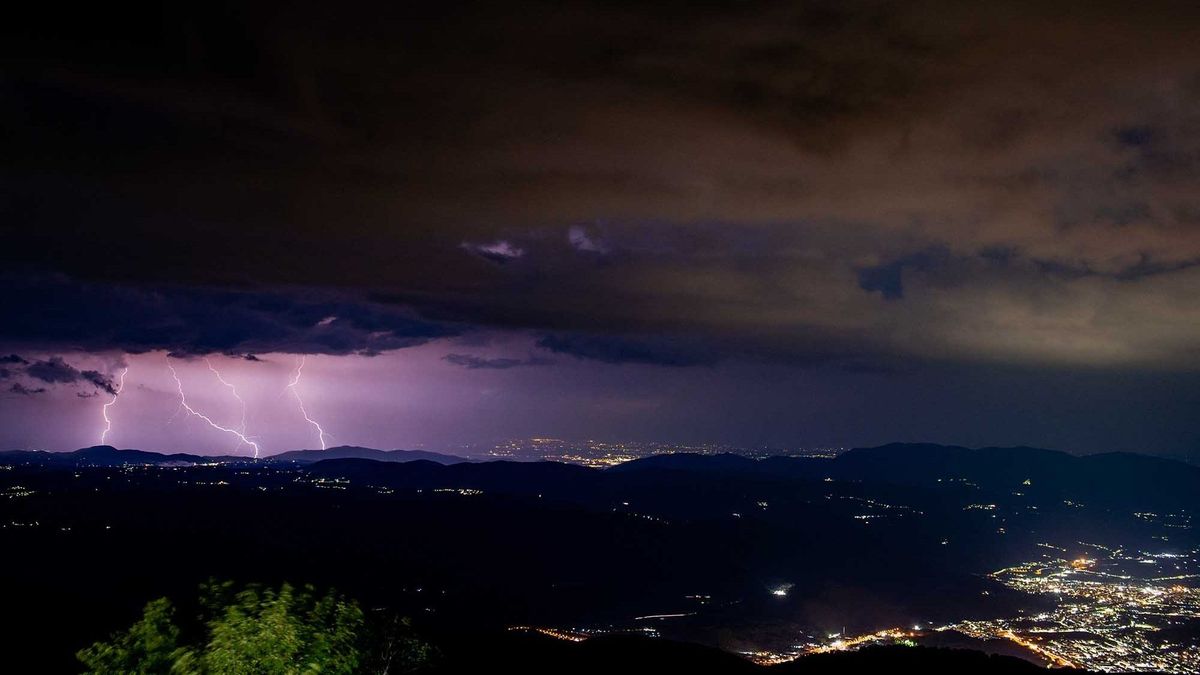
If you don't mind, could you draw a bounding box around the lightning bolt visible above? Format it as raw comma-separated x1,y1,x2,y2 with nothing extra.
288,356,329,450
205,357,256,458
99,367,129,445
167,358,261,456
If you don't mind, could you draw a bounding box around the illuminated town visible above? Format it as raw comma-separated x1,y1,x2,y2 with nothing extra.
476,438,844,467
940,543,1200,672
509,620,924,667
498,536,1200,672
508,619,922,667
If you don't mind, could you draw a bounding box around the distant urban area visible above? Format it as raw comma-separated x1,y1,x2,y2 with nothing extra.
3,442,1198,672
467,438,845,467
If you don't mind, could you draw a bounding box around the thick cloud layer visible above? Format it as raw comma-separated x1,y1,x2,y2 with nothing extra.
0,354,116,396
0,274,457,357
442,353,551,369
3,1,1200,369
25,356,116,394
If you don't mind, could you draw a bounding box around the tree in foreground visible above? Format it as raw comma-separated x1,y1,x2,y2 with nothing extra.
78,581,432,674
76,597,183,674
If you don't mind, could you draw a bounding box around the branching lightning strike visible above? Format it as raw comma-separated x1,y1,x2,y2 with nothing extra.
167,358,261,456
99,367,129,445
205,357,256,458
288,356,329,450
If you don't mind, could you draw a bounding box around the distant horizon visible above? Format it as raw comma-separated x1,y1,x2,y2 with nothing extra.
7,438,1196,466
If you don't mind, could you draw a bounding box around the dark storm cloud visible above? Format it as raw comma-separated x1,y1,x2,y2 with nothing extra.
9,383,47,396
80,370,118,395
25,357,86,385
0,355,27,380
1115,125,1157,148
4,1,1200,368
22,356,117,394
0,274,458,357
442,353,552,370
537,334,720,368
857,247,955,300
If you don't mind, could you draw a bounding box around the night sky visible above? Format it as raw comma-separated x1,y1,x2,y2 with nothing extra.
2,1,1199,457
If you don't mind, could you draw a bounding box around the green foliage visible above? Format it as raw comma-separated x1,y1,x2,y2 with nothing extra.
196,582,364,674
78,582,430,674
77,597,183,674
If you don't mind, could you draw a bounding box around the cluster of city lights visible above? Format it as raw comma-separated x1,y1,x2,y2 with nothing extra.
940,543,1200,672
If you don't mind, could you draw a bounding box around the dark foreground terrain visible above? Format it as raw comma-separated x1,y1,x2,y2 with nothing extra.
2,443,1196,672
